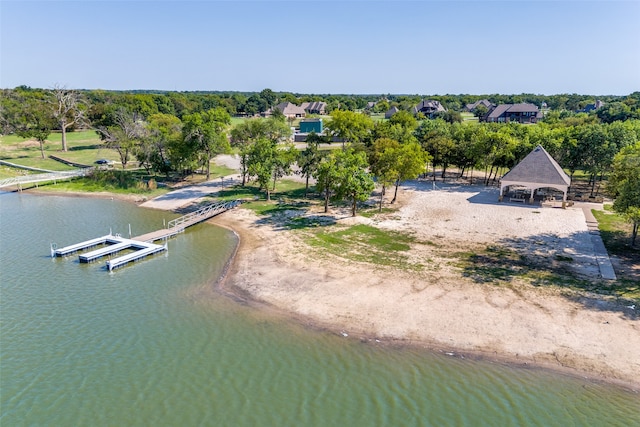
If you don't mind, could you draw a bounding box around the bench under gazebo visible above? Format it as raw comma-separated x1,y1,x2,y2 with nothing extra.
499,145,571,206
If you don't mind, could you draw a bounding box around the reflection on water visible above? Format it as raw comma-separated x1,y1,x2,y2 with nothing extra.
1,192,638,426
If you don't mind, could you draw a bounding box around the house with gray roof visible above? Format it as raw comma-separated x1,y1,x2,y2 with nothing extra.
579,100,605,113
412,99,446,118
384,106,400,119
499,145,571,204
463,99,494,112
482,103,542,124
300,101,327,115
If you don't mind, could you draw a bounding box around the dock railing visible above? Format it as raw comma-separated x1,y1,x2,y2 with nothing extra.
0,168,93,189
167,199,242,230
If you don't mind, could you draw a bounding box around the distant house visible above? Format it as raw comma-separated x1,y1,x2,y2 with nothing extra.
300,101,327,115
412,99,446,118
384,106,400,119
365,101,377,110
579,100,605,113
463,99,494,113
270,102,307,118
483,103,542,124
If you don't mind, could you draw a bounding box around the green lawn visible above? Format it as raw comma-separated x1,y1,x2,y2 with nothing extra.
2,158,77,171
230,117,248,126
32,169,169,197
593,206,639,263
461,112,478,122
305,224,422,269
0,130,116,170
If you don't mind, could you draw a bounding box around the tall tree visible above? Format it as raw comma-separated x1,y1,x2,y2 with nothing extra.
369,138,401,210
332,149,375,216
314,153,340,213
52,86,87,152
97,109,147,169
609,142,640,246
182,107,231,180
16,99,55,159
140,113,182,176
297,131,327,197
325,110,374,148
415,119,453,179
314,149,375,216
246,138,296,200
230,117,291,186
391,142,430,203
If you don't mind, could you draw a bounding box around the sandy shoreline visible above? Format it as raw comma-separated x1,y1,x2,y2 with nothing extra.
19,183,640,390
212,184,639,391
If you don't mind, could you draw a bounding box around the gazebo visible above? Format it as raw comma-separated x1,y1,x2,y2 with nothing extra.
499,145,571,205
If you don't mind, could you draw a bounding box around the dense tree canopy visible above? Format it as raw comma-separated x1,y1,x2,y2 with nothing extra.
182,107,231,180
609,142,640,246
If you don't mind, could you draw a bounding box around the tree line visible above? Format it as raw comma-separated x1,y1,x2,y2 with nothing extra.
2,86,640,132
1,86,638,234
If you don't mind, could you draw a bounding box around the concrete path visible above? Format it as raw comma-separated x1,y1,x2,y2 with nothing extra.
140,174,241,211
581,204,617,280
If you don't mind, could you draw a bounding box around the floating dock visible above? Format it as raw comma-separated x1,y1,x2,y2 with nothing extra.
50,199,242,272
52,235,112,257
52,234,166,271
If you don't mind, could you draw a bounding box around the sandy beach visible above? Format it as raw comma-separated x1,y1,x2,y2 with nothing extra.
212,181,640,389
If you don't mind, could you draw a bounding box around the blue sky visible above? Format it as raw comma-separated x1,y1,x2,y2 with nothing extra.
1,0,639,95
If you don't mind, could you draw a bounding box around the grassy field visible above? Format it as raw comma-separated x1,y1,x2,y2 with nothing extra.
0,130,120,170
461,112,478,122
593,206,640,287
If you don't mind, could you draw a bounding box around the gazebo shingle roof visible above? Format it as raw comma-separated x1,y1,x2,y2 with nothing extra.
501,145,570,187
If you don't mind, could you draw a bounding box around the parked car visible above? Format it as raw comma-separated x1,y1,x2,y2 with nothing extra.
95,159,114,165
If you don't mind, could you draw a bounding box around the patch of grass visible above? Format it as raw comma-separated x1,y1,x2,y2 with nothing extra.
592,208,640,285
359,206,398,218
216,180,307,202
32,169,168,197
461,112,478,122
3,157,77,171
593,208,634,252
305,224,422,269
1,130,121,170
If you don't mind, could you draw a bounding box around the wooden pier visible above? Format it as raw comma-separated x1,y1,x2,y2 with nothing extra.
51,199,241,271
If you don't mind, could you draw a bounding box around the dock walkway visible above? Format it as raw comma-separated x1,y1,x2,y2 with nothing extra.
581,206,617,280
0,168,92,190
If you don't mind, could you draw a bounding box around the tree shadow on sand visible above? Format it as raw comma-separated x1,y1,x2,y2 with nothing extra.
458,231,638,319
402,179,493,195
253,203,337,231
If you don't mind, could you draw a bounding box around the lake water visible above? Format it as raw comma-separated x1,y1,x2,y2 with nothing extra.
1,192,638,426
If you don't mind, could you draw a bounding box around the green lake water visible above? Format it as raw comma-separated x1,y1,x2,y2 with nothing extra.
1,192,638,426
